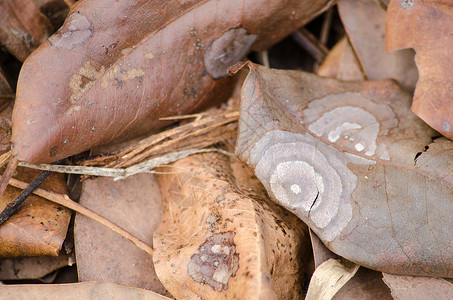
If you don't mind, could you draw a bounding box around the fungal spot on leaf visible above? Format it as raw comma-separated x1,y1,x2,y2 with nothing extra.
187,231,239,292
68,61,105,104
48,12,92,50
204,28,257,79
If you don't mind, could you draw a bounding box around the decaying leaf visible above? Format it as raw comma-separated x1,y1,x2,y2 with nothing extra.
74,174,168,295
310,230,392,299
0,253,73,280
0,167,71,257
386,0,453,138
0,281,171,300
306,258,359,300
0,0,53,62
382,273,453,300
338,0,417,91
34,0,70,29
235,62,453,277
12,0,334,164
153,152,310,299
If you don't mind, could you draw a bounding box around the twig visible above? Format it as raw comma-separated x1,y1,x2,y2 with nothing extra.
19,148,234,180
0,156,18,200
0,170,52,226
320,9,334,46
7,178,154,256
292,28,328,62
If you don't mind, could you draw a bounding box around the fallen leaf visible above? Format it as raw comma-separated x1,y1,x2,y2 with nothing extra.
386,0,453,138
0,167,71,257
0,253,73,280
338,0,417,91
235,63,453,277
382,273,453,300
0,69,12,95
317,36,365,81
153,152,311,299
11,0,334,164
306,258,359,300
310,230,392,299
0,281,171,300
74,174,168,295
0,0,53,62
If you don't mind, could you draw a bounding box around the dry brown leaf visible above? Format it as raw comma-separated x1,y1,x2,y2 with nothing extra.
386,0,453,139
0,167,71,257
0,253,73,280
0,0,53,62
338,0,417,91
0,281,172,300
235,63,453,277
306,258,360,300
12,0,334,164
382,273,453,300
153,152,310,299
74,174,168,295
317,36,365,81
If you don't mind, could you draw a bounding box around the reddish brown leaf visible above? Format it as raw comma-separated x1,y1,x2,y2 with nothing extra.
382,273,453,300
153,152,311,299
74,174,169,296
338,0,417,91
386,0,453,138
11,0,334,164
0,0,53,62
235,63,453,277
0,167,71,257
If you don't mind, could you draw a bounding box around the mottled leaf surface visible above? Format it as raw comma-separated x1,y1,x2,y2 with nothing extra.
12,0,333,164
235,63,453,277
383,273,453,300
153,152,310,299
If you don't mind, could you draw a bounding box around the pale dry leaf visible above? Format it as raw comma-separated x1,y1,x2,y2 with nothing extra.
306,258,360,300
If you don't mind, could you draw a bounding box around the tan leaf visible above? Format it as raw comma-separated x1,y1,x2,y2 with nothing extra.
74,174,168,295
153,152,310,299
317,36,365,81
306,258,360,300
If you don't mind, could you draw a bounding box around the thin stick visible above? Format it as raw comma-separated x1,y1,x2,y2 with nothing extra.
0,156,18,200
8,178,154,256
0,170,52,226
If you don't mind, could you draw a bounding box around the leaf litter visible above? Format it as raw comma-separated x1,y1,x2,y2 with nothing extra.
1,0,453,299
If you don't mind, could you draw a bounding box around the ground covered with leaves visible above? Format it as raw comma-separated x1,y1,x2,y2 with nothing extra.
0,0,453,299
